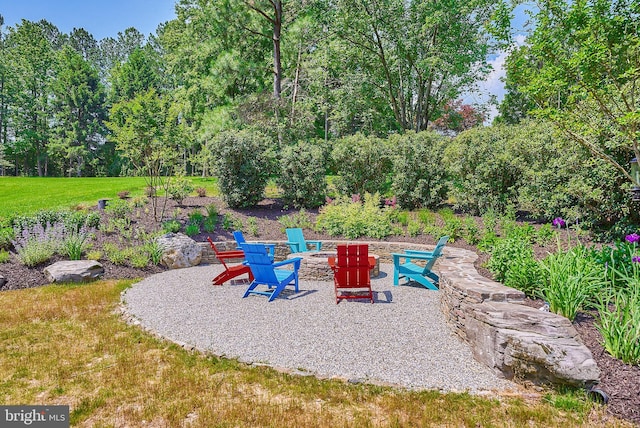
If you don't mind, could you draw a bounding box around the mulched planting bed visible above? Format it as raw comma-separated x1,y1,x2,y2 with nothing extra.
0,195,638,426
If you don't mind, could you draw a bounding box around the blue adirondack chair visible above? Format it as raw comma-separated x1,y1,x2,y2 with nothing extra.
392,236,449,290
240,243,302,302
285,228,322,253
233,230,275,257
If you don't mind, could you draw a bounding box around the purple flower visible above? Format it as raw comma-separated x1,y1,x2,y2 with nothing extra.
632,256,640,263
552,217,566,228
625,233,640,244
385,196,397,208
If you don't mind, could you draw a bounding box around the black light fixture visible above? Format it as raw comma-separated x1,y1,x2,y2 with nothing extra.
631,158,640,201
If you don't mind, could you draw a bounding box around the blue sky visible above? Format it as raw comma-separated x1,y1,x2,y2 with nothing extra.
1,0,176,40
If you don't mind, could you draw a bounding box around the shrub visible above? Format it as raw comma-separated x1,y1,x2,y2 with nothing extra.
188,210,205,225
102,243,129,265
316,193,394,239
86,250,103,261
145,186,156,197
390,131,449,209
130,247,151,268
168,174,194,205
278,209,314,232
205,204,218,218
277,141,327,209
195,187,207,197
162,220,181,234
444,124,522,215
208,130,275,208
486,238,534,283
185,223,200,236
105,199,133,219
247,218,259,236
118,191,130,199
202,217,217,233
462,217,481,245
0,227,15,250
540,245,607,321
0,249,9,263
486,236,542,297
331,133,391,196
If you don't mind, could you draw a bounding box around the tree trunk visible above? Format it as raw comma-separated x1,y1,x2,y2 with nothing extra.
272,0,283,99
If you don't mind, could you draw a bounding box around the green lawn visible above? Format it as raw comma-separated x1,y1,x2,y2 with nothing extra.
0,176,220,219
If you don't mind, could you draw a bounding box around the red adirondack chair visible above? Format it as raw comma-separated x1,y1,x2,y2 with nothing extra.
207,237,254,285
328,244,375,304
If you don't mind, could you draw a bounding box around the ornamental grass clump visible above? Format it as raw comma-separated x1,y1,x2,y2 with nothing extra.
61,224,95,260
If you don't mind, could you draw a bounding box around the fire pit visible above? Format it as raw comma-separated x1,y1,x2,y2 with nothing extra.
287,251,380,281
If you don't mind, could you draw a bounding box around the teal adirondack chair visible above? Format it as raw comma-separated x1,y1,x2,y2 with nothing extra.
285,228,322,253
240,243,302,302
392,236,449,290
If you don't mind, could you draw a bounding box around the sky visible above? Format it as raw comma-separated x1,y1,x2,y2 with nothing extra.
1,0,176,40
1,0,531,122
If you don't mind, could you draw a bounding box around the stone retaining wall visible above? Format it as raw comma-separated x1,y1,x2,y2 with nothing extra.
200,239,600,388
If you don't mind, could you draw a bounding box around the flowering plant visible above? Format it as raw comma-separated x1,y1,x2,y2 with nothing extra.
552,217,566,228
625,233,640,244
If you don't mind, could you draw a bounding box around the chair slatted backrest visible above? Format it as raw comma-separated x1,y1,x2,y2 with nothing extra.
241,243,279,283
286,228,307,252
335,244,370,287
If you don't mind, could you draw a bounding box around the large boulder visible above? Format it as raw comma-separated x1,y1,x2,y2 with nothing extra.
157,233,202,269
465,301,600,387
44,260,105,283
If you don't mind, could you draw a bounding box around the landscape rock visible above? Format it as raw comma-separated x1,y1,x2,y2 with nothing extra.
157,233,202,269
465,301,600,387
44,260,105,283
0,274,6,288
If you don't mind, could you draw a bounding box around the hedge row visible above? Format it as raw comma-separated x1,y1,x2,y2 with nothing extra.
204,121,634,229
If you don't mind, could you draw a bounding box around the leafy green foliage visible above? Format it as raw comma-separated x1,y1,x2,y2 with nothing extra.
316,193,395,239
390,131,449,209
0,249,10,263
208,130,274,208
167,174,194,205
540,245,607,321
185,224,200,237
161,220,181,234
444,124,521,215
331,133,391,196
506,0,640,195
277,141,327,209
596,287,640,365
278,209,313,232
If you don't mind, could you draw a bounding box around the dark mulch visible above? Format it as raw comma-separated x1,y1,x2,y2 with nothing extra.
0,196,638,426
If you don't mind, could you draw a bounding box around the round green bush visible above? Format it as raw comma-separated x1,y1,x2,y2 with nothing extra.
208,130,275,208
277,141,327,209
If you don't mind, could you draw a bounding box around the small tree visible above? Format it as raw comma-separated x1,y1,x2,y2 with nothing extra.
106,89,182,221
208,130,274,208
